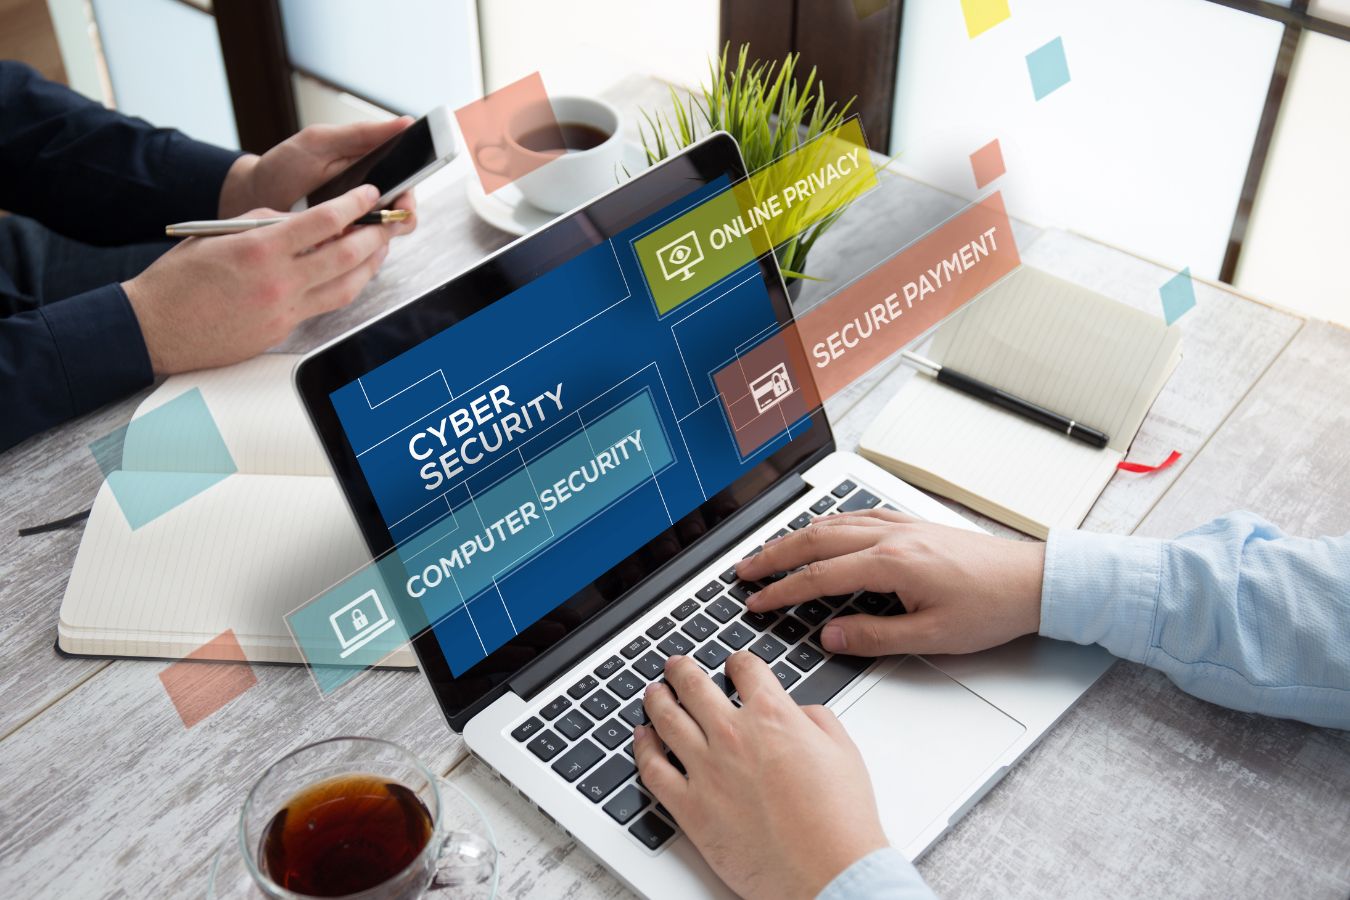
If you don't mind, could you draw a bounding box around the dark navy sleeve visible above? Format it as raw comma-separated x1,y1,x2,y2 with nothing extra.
0,283,152,451
0,61,242,246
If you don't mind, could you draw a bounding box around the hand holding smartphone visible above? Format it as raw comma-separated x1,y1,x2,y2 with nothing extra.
295,105,458,210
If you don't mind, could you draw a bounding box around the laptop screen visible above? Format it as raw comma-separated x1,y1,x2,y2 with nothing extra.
298,135,831,724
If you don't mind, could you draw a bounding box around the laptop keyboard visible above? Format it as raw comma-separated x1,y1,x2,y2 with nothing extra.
505,479,906,853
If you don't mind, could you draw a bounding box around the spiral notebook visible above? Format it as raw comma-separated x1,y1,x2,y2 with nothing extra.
859,266,1182,538
56,353,414,666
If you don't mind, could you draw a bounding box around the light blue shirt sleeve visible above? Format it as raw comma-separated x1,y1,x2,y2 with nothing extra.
816,848,937,900
1041,511,1350,730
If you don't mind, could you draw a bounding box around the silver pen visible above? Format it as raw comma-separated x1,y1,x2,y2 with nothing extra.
165,209,410,237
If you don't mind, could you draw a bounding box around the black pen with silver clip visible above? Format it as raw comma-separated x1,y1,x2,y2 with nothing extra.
900,350,1109,448
165,208,410,237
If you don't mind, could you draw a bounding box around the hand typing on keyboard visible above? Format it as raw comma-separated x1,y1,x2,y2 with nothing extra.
736,507,1045,658
633,652,888,900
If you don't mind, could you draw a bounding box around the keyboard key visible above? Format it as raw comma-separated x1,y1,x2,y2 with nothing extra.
772,616,809,643
838,489,881,513
796,599,833,625
608,669,644,700
578,755,637,803
710,671,736,698
672,598,700,620
666,751,687,775
705,595,742,623
511,717,543,742
620,636,650,659
791,654,871,706
718,566,739,584
551,739,604,781
741,609,779,631
623,741,635,758
884,596,908,616
645,617,675,639
728,581,761,602
742,545,764,559
539,696,570,720
750,634,787,663
810,495,836,514
594,655,624,678
568,675,598,699
694,640,731,670
831,480,856,498
629,812,676,850
788,512,812,530
695,581,722,601
527,730,564,762
619,698,650,727
604,785,650,824
657,633,695,656
856,592,893,616
633,651,666,680
772,528,790,540
771,662,801,689
582,689,620,720
718,621,755,650
681,613,717,642
555,710,590,741
822,593,854,609
786,643,824,672
594,719,632,750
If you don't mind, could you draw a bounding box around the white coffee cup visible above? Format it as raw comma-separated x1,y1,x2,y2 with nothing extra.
483,96,626,215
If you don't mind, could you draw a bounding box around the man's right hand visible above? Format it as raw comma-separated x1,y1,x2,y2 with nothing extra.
735,508,1046,657
123,184,393,375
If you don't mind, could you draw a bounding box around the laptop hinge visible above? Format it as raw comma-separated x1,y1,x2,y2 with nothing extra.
505,467,816,703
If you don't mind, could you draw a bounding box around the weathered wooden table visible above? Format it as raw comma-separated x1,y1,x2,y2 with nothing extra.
2,78,1348,898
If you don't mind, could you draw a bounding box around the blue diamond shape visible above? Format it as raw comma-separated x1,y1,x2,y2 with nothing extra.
90,387,236,530
1027,37,1071,101
1160,267,1197,325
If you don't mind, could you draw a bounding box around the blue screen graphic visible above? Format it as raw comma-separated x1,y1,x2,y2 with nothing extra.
330,187,811,674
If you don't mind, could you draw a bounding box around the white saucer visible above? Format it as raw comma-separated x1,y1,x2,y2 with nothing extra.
465,141,652,237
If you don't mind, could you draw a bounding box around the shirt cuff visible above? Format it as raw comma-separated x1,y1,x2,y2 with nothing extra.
39,282,153,417
816,847,936,900
1040,528,1166,663
156,130,243,221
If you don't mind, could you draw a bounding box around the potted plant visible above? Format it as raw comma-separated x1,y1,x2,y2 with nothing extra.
637,43,860,291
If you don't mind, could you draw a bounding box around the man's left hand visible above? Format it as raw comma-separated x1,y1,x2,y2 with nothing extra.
218,118,418,235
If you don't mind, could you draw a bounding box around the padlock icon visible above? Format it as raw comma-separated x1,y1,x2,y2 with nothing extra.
351,608,368,631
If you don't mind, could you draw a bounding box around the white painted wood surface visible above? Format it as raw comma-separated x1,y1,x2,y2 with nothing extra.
2,77,1348,899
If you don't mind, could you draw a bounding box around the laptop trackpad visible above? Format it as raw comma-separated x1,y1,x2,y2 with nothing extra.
838,656,1026,852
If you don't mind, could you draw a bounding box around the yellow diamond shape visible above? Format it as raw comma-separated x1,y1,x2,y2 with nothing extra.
960,0,1011,38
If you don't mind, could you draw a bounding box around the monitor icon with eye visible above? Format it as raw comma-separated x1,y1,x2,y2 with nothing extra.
655,230,704,282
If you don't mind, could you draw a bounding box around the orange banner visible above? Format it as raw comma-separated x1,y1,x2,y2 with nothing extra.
713,192,1021,457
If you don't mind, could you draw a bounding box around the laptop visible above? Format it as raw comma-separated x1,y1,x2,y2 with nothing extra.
295,132,1114,898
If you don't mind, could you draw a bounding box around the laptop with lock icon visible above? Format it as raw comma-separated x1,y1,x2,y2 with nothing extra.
329,589,397,659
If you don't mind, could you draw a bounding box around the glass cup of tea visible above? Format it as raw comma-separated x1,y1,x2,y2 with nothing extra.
209,737,496,899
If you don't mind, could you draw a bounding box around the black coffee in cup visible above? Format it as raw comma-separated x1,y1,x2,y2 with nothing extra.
261,774,434,897
516,121,612,153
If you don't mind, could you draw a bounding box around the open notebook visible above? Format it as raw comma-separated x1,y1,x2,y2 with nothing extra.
859,266,1182,538
57,353,413,666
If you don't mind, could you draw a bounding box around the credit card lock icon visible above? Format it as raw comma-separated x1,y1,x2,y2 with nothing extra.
749,362,795,414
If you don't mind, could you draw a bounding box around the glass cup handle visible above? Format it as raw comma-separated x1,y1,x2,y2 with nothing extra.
428,829,496,890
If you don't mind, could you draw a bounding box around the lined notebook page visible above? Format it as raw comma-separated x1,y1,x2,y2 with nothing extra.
130,353,329,476
57,475,404,663
931,267,1181,452
861,376,1122,536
